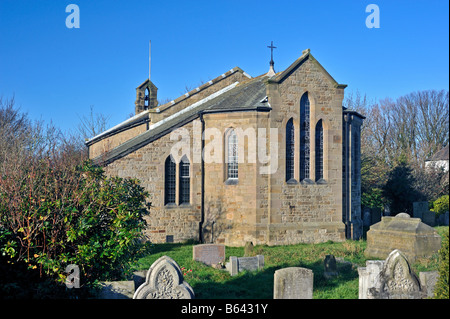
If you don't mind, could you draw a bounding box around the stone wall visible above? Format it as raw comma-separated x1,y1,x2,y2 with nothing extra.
264,53,346,244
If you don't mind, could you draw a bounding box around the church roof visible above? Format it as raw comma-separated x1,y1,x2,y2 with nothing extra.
93,75,269,165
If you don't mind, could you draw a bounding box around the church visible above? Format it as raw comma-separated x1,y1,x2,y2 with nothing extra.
86,47,365,246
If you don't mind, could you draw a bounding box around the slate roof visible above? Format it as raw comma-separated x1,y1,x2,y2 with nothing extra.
93,75,269,165
429,145,449,161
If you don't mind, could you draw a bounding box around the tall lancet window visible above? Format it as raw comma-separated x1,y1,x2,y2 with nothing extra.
286,118,295,182
300,93,310,181
315,120,324,181
164,156,176,205
226,129,238,179
179,156,190,204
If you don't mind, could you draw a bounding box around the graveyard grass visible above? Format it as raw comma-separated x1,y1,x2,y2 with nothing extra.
133,226,448,299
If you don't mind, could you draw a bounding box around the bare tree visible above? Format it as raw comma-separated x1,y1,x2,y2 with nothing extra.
77,105,110,141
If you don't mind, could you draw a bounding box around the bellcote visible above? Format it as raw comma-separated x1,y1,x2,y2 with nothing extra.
135,79,158,114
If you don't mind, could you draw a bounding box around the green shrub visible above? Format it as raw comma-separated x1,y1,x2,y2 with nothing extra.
434,230,449,299
0,160,150,291
432,195,449,217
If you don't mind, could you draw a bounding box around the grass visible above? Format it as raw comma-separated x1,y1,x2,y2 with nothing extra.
133,226,448,299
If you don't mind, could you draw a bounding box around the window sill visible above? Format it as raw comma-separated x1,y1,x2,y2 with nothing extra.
286,178,298,185
225,178,239,185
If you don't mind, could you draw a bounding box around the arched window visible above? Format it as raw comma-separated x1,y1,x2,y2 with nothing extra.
315,120,323,181
300,93,310,181
286,118,295,182
179,156,190,204
164,156,176,205
226,129,238,179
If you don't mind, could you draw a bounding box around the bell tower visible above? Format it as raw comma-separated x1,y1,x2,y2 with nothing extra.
135,40,158,114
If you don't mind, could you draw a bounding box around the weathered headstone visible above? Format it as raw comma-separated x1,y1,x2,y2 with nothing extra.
324,255,338,279
133,256,194,299
244,241,254,257
193,244,225,266
358,260,385,299
367,250,424,299
419,271,439,298
365,213,442,262
273,267,314,299
226,255,264,276
98,281,135,299
413,201,428,220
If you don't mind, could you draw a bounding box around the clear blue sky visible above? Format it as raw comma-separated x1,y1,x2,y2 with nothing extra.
0,0,448,134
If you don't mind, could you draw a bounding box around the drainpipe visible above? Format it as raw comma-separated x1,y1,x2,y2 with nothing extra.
199,113,205,243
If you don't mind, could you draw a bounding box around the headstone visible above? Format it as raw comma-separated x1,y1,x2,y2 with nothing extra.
273,267,314,299
193,244,225,266
367,250,424,299
419,271,439,299
98,281,135,299
363,208,371,226
365,214,442,262
371,207,381,225
133,256,194,299
422,210,436,227
445,211,449,226
226,255,264,276
324,255,338,278
244,241,254,257
413,201,428,220
358,260,385,299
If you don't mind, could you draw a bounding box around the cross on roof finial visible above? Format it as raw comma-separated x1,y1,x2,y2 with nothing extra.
267,41,277,67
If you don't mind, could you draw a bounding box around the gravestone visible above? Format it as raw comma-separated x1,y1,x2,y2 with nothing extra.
419,271,439,298
193,244,225,266
98,281,135,299
358,260,385,299
244,241,254,257
445,211,449,226
133,255,194,299
422,210,436,227
363,208,371,227
413,201,428,220
226,255,264,276
323,255,338,279
273,267,314,299
365,213,442,262
371,207,381,225
367,250,424,299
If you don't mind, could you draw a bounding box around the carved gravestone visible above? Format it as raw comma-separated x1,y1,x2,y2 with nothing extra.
133,256,194,299
367,250,424,299
273,267,314,299
193,244,225,266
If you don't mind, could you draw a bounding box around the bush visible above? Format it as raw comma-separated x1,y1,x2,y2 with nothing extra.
0,159,150,294
432,195,449,217
434,230,449,299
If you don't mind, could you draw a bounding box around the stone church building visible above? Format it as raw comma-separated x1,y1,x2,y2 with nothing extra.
87,48,364,246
